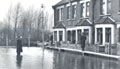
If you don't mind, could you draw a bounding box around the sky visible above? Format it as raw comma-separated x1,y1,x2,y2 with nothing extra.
0,0,61,21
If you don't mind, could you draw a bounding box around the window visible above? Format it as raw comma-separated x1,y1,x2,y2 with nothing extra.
56,6,64,21
59,31,63,41
81,3,85,17
100,0,111,15
61,8,63,20
101,0,106,15
80,0,90,18
57,9,60,21
67,6,70,19
67,31,71,41
97,28,103,44
105,28,111,42
107,0,111,14
77,29,81,42
86,2,90,17
54,31,57,41
84,29,89,43
72,5,76,18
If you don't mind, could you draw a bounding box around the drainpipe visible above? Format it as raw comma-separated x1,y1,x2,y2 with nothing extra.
92,0,96,45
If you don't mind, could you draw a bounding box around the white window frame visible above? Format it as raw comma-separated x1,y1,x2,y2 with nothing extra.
56,6,64,21
72,2,77,19
80,0,90,18
66,3,70,19
101,0,111,15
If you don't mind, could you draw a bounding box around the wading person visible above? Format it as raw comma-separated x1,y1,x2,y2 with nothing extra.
80,33,86,51
16,36,23,55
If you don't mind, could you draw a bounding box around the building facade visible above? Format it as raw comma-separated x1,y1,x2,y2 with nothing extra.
52,0,120,46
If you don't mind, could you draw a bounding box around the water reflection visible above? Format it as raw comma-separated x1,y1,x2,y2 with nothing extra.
53,51,119,69
16,55,23,69
0,47,119,69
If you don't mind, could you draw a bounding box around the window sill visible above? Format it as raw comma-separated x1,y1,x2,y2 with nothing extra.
99,14,111,16
80,17,89,19
57,20,64,22
71,18,76,20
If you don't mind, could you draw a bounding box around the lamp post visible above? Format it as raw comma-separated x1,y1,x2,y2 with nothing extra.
41,4,44,46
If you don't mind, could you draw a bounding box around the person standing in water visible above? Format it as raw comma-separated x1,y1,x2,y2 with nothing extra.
16,36,23,55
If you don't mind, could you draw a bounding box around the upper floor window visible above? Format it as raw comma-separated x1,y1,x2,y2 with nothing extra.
67,6,70,19
80,0,90,18
86,2,90,17
107,0,111,14
81,3,85,17
57,9,60,21
72,5,76,19
61,8,64,20
100,0,111,15
56,6,64,21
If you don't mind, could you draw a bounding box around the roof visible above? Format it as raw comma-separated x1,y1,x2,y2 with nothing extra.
52,0,75,8
53,22,65,29
95,16,115,24
75,19,92,26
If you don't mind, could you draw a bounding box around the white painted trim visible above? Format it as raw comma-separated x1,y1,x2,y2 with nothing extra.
108,17,115,22
66,26,92,43
56,5,64,9
117,24,120,28
95,24,114,45
66,3,70,7
80,0,90,18
72,2,77,5
76,30,78,42
80,0,90,3
86,19,92,24
53,29,65,42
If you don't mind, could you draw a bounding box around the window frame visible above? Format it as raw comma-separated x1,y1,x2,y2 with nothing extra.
54,31,57,41
67,6,70,19
105,28,111,42
56,6,64,21
80,0,90,18
100,0,111,15
72,5,76,19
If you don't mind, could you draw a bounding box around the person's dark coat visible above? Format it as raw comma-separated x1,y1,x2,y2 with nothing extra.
17,39,23,53
80,35,86,50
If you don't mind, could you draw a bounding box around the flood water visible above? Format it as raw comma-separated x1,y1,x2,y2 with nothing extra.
0,47,120,69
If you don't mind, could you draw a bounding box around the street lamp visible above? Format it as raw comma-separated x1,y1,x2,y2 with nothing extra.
41,4,44,46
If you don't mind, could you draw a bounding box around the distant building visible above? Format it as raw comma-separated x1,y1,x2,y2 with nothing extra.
52,0,120,46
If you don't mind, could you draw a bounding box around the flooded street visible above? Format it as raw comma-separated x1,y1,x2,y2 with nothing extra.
0,47,120,69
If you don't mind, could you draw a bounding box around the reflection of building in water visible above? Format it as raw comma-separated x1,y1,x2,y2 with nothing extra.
52,51,118,69
16,55,23,69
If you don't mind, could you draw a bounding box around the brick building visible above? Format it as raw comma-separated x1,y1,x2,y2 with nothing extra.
52,0,120,46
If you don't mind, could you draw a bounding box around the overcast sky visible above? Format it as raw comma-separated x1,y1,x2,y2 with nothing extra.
0,0,61,21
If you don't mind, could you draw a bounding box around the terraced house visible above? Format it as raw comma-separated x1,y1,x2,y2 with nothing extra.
52,0,120,46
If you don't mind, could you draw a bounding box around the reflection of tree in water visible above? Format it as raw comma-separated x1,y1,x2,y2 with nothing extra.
16,55,23,69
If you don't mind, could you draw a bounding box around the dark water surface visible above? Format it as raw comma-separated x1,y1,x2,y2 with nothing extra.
0,47,119,69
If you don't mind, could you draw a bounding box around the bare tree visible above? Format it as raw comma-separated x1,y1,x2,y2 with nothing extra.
26,7,36,47
4,4,12,46
12,3,22,43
